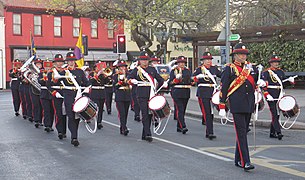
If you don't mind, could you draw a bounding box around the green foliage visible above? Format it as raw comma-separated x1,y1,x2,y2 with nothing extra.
248,38,305,72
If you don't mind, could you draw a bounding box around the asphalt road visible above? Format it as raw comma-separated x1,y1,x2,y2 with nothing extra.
0,90,305,180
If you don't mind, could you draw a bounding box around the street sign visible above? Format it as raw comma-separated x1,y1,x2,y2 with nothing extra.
229,34,240,41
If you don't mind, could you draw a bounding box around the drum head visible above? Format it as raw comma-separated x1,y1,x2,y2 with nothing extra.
73,96,90,112
211,91,220,105
149,95,166,110
278,96,296,111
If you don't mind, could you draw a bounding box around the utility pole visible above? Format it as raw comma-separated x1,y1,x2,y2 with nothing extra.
225,0,230,64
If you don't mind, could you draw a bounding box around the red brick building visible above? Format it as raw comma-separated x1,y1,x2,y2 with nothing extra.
1,0,125,87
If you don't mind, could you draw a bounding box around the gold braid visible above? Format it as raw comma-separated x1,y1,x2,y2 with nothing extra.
65,71,73,85
269,70,278,83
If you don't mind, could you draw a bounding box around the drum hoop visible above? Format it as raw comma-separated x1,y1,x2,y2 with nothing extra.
148,95,167,111
277,95,297,111
72,96,90,113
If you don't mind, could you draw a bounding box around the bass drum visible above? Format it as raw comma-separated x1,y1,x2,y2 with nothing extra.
148,95,171,119
73,96,98,121
277,95,299,118
254,90,264,111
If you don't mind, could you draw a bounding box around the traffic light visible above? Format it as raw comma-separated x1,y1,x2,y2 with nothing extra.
113,42,117,53
117,34,126,53
82,35,88,55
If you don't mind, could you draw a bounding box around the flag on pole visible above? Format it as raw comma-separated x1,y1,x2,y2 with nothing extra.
74,25,84,67
30,31,36,58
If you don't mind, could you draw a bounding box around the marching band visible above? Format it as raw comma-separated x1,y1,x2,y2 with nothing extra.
8,45,299,171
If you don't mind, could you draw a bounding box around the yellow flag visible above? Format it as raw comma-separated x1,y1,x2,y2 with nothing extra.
74,26,84,67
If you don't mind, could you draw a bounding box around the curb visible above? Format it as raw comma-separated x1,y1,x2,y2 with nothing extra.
185,110,305,130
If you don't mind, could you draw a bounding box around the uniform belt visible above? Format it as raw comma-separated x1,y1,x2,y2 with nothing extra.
198,84,215,87
11,78,18,81
118,87,130,90
63,86,85,91
105,85,113,87
267,85,281,89
41,86,47,90
51,86,64,90
138,83,151,87
91,86,105,89
174,85,192,88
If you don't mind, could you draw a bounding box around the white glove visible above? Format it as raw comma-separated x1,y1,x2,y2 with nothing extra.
196,74,205,79
176,74,182,79
55,92,64,98
130,79,138,85
119,74,125,80
266,94,274,101
219,109,226,117
288,76,294,83
257,79,266,87
163,81,168,88
83,87,91,94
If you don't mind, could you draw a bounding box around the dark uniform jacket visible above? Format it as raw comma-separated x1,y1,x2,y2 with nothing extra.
38,71,52,100
128,66,164,98
9,69,21,89
192,66,221,98
89,71,109,99
113,73,131,102
169,67,192,99
262,68,290,98
220,61,258,113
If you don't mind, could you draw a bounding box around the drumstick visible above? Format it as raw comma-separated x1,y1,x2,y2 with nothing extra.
282,75,298,82
156,79,169,94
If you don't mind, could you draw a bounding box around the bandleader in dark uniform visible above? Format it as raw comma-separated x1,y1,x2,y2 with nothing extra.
9,59,22,116
113,60,131,135
192,52,221,139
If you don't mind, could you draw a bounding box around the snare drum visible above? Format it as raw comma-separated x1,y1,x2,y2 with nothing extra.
254,90,264,111
73,96,98,121
277,95,299,118
148,95,171,119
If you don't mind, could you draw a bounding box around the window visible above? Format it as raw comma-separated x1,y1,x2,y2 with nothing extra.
91,20,98,38
34,15,42,35
13,14,21,35
73,18,80,37
54,17,61,37
107,21,114,39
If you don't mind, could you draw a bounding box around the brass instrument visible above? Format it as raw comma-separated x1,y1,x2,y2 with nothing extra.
20,56,41,91
104,67,113,76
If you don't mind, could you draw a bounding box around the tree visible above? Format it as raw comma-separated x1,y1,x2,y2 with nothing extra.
39,0,225,56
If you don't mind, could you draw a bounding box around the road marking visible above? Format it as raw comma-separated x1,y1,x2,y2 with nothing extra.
103,120,232,162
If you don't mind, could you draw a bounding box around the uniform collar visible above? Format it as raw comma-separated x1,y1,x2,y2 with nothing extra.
269,67,279,71
203,64,211,69
68,66,75,70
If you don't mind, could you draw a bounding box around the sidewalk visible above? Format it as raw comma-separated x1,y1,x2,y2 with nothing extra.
164,87,305,130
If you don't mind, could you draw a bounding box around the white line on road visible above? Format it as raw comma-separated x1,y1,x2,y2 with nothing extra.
103,120,232,162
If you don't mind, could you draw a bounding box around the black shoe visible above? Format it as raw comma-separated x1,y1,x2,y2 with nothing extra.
154,122,159,128
15,112,20,116
123,129,129,136
177,127,183,132
97,123,103,129
134,116,141,122
247,128,251,133
206,134,216,140
23,115,27,119
244,163,255,171
58,133,63,140
34,122,39,128
174,117,177,120
182,128,188,134
107,111,111,115
269,133,278,138
142,136,153,142
71,139,79,147
235,161,243,168
63,134,67,138
50,128,54,131
39,123,44,126
44,127,51,133
277,133,283,140
28,117,33,122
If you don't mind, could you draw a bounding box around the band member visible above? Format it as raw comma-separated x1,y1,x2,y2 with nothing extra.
113,60,131,135
18,60,28,119
169,56,192,134
31,58,43,127
60,52,91,147
150,55,160,66
129,61,141,122
89,61,109,129
192,52,221,140
9,59,22,116
262,53,295,140
219,41,261,171
128,51,165,142
38,60,54,132
104,62,115,115
47,54,67,139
